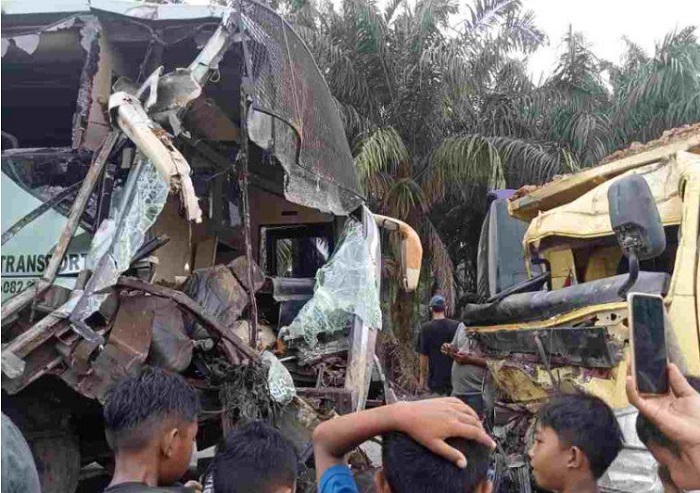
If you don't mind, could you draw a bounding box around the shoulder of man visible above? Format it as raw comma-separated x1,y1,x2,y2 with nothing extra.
420,320,435,333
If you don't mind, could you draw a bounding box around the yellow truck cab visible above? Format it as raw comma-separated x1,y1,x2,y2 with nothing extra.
466,125,700,492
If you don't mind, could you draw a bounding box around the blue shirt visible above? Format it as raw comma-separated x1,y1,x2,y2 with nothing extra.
318,465,359,493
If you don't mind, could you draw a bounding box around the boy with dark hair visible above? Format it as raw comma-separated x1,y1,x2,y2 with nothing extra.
313,397,496,493
634,371,700,492
381,432,492,493
528,392,624,493
209,421,298,493
103,367,201,492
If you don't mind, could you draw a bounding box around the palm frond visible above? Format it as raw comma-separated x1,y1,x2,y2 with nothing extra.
621,36,649,70
496,8,546,54
294,25,377,112
464,0,519,35
384,0,406,23
611,26,700,142
382,178,428,219
429,134,563,191
354,127,410,186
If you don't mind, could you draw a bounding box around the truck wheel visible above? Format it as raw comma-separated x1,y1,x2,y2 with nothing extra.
28,431,81,493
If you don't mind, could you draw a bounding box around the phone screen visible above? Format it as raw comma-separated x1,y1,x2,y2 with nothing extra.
631,294,668,394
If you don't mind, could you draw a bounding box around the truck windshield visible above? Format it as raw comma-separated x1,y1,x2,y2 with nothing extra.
477,199,530,298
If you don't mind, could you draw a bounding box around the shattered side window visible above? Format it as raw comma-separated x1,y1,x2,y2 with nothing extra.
281,219,381,347
1,149,100,230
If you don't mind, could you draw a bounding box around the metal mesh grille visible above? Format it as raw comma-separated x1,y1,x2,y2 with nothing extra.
240,0,363,215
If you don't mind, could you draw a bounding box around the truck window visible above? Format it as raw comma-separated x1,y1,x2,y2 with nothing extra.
261,224,334,278
478,199,530,298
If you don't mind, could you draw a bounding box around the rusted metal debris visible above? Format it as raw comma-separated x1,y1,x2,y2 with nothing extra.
115,276,261,364
64,295,155,401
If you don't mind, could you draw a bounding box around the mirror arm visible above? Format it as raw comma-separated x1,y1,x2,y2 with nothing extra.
618,250,639,298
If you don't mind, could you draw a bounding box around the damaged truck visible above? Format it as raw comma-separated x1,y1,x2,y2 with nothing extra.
468,125,700,492
0,1,422,491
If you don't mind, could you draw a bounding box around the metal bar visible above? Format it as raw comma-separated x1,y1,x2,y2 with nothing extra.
3,316,69,360
62,155,153,346
115,277,261,363
238,99,259,347
1,260,93,377
237,3,260,348
1,131,121,323
1,180,82,246
188,8,235,84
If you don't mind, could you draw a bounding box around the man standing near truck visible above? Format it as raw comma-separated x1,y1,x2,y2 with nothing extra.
418,295,459,395
442,327,489,421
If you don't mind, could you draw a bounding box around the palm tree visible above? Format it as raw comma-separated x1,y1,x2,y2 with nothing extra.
610,27,700,145
282,0,700,341
282,0,552,340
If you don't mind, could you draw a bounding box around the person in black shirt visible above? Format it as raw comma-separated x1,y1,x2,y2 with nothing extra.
418,295,460,395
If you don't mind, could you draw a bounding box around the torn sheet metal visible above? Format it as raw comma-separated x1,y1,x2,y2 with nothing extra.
65,295,154,401
229,256,265,291
109,92,202,223
476,326,620,368
240,0,364,215
281,219,381,347
141,296,193,373
70,159,168,325
115,277,260,363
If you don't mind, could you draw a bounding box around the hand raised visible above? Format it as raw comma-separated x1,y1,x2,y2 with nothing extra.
393,398,495,468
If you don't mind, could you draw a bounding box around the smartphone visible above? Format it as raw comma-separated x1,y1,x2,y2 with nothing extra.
628,293,669,396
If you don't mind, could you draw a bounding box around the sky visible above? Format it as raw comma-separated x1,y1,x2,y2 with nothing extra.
523,0,700,83
188,0,700,83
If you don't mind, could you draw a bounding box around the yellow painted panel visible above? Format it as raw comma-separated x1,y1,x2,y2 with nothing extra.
544,248,576,290
525,158,687,245
584,246,623,282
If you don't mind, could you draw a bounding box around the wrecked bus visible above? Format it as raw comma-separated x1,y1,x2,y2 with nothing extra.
0,1,422,491
468,125,700,492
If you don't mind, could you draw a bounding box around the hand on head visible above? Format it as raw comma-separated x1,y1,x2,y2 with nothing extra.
392,398,495,469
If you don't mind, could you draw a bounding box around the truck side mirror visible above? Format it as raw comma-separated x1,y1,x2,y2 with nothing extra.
373,214,423,292
607,175,665,297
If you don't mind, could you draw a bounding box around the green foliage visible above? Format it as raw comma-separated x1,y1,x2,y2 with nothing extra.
282,0,699,335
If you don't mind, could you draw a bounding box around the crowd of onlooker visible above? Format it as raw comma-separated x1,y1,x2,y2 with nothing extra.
5,360,699,493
